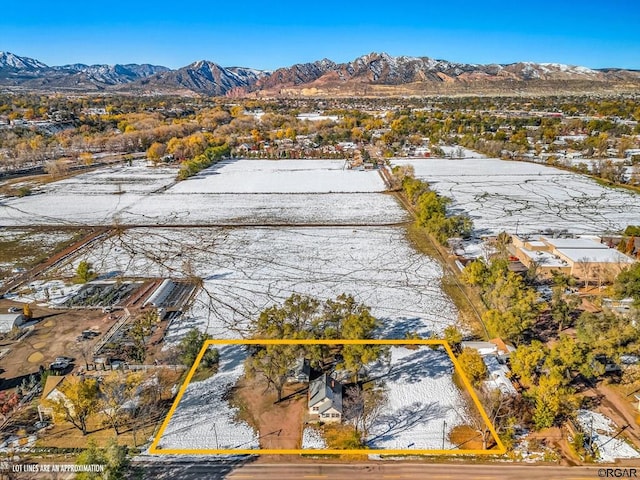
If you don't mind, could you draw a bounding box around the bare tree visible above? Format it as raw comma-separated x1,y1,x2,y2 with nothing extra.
99,371,143,435
576,257,594,291
43,158,70,178
343,384,387,439
454,388,523,450
343,385,365,432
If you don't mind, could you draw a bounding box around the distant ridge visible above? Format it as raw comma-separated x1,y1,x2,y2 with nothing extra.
1,51,639,96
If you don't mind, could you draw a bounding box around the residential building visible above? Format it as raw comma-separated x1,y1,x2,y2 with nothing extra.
510,235,635,281
308,373,343,422
287,358,311,383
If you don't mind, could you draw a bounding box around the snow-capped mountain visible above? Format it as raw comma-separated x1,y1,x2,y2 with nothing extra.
54,63,169,84
0,51,48,71
130,60,268,96
0,51,169,89
0,50,637,95
254,52,619,92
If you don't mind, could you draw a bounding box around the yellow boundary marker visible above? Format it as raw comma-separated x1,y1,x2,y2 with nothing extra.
149,339,506,456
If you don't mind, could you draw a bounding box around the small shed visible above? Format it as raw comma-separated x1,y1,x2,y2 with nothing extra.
0,313,25,333
287,358,310,383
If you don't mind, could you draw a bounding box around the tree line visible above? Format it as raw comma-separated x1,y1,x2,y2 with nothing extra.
392,165,473,244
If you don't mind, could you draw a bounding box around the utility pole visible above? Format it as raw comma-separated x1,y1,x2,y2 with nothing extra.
212,423,219,449
442,420,447,450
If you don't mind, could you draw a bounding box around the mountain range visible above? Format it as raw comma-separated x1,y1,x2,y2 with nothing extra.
1,51,639,97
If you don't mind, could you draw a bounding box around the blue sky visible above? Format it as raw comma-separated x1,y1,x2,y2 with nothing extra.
2,0,639,69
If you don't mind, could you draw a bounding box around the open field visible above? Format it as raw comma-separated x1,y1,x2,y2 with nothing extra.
0,228,87,280
52,226,458,340
168,159,386,194
38,161,178,195
0,159,407,226
154,344,259,451
366,346,470,450
393,157,640,236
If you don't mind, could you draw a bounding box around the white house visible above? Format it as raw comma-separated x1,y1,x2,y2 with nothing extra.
308,373,343,422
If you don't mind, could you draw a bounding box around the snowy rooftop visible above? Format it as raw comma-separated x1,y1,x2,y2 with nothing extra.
527,240,546,248
519,247,567,267
461,341,497,356
483,355,517,396
541,236,608,250
558,248,635,264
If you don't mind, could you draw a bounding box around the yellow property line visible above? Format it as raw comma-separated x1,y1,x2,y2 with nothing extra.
149,338,506,456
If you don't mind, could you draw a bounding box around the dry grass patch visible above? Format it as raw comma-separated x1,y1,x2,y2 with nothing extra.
449,424,484,450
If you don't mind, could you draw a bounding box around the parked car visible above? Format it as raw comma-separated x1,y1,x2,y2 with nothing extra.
81,330,100,339
7,307,21,313
54,356,74,363
49,360,70,371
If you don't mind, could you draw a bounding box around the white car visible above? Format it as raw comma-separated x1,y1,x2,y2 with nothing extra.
49,360,70,370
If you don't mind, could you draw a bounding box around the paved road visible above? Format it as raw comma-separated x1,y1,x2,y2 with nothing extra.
133,459,638,480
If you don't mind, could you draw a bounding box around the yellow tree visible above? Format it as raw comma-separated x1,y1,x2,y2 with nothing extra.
457,348,488,387
79,152,93,167
48,377,100,435
230,105,244,118
146,142,167,166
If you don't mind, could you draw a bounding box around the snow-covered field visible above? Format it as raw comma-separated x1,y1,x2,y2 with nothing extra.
366,346,469,450
5,279,82,306
56,226,457,340
5,158,469,455
40,161,178,195
124,193,406,226
0,160,405,226
168,159,386,194
0,229,78,272
155,344,259,451
302,427,327,449
393,157,640,235
576,409,640,462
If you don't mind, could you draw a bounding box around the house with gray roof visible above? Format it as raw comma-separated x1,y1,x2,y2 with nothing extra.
308,373,342,422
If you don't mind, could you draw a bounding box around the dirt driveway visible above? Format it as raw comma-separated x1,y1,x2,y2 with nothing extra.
233,375,308,449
